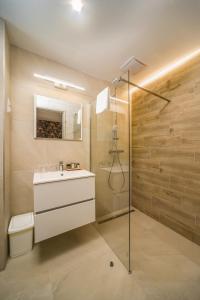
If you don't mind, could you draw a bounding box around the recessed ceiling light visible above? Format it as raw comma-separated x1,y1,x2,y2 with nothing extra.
71,0,84,13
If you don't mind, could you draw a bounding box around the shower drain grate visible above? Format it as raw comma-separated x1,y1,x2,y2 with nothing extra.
98,209,135,224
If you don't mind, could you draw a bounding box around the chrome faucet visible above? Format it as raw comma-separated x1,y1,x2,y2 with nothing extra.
59,161,64,172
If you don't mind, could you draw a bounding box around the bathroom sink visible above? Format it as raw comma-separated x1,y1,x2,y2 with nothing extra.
33,169,95,185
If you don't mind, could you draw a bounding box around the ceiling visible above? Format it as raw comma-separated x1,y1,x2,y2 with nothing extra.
0,0,200,82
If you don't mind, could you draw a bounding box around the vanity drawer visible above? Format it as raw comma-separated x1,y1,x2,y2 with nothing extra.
34,176,95,212
34,199,95,243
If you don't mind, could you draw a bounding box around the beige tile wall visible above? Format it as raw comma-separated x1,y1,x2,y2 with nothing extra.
132,54,200,245
0,19,10,270
10,46,106,215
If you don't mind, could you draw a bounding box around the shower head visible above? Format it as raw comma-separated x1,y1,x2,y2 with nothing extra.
112,124,118,140
111,56,147,87
120,56,147,75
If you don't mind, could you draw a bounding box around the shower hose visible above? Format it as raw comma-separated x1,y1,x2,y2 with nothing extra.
108,138,126,192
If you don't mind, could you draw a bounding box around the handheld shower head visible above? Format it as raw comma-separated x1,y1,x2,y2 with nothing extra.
112,124,118,140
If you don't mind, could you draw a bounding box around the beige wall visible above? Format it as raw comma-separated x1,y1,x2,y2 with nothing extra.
10,46,106,215
132,54,200,245
0,19,10,270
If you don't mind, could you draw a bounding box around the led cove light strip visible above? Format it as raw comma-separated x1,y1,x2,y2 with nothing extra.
131,48,200,94
33,73,86,91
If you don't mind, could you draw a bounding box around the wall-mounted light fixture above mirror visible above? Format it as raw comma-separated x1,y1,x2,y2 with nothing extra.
34,95,82,141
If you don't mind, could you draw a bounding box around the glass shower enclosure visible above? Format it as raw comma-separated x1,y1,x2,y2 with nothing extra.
91,73,133,273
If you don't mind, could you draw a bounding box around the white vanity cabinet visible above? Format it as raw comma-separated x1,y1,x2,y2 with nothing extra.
33,170,95,243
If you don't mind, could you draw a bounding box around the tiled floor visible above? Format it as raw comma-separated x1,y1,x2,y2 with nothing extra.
0,210,200,300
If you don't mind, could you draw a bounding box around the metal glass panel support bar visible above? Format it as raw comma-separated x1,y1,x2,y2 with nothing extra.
127,70,132,274
119,77,171,103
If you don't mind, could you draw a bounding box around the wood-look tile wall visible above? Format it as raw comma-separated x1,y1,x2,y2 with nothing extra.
132,56,200,245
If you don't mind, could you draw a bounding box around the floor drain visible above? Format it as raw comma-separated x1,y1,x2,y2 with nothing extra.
110,261,114,267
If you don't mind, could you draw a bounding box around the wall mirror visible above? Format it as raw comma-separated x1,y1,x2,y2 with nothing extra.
34,95,82,141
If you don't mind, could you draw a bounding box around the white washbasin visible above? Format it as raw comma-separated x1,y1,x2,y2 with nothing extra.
33,169,95,185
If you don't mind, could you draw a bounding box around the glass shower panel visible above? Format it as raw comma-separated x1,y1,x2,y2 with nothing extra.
91,75,132,272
